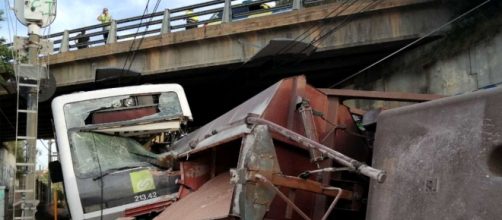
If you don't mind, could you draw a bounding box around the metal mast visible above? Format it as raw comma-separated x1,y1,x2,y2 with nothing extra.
12,1,56,219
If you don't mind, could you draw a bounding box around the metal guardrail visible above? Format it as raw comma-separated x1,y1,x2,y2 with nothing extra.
9,0,308,53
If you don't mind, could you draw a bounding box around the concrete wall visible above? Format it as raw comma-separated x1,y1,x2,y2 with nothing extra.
0,143,15,220
0,147,15,188
349,15,502,109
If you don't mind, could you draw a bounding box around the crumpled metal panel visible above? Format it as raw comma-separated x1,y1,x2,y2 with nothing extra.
172,76,367,161
232,125,280,219
177,160,211,199
171,80,282,156
154,172,234,220
367,87,502,220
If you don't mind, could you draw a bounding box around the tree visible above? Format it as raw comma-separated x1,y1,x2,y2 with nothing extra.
0,10,15,91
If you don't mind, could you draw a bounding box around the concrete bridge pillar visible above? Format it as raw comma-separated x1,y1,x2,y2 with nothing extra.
222,0,232,23
293,0,303,10
60,30,69,53
161,9,171,34
107,20,117,44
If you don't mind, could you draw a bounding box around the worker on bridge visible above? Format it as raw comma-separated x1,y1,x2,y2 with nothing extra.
243,0,271,11
97,8,112,43
185,9,199,30
75,30,90,49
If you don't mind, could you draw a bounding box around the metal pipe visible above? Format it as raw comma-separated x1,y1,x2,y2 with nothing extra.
299,167,352,179
53,190,57,220
117,19,163,32
246,115,386,183
25,32,40,218
255,174,311,220
321,187,342,220
117,29,161,41
298,100,323,163
170,0,226,13
170,18,219,30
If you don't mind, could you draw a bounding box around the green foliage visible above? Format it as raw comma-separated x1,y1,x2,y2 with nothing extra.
37,171,49,185
0,44,14,75
0,10,14,86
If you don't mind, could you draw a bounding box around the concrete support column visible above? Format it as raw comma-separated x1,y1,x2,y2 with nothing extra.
222,0,232,23
161,9,171,34
60,30,69,52
293,0,303,10
107,20,117,44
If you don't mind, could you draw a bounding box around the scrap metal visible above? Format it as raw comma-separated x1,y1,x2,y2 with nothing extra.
154,75,444,219
155,76,378,219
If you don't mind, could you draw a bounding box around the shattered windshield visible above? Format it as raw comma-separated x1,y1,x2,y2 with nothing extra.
63,92,183,177
63,92,183,129
69,131,159,178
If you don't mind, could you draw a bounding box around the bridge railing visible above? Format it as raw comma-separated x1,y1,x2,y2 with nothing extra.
39,0,307,53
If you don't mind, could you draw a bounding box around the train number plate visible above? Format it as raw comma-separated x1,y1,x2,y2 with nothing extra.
134,191,157,202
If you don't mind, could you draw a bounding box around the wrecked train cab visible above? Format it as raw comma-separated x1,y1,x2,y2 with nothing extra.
156,76,430,220
50,84,192,220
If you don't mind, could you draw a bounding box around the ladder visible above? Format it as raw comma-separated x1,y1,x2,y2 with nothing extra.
13,72,41,220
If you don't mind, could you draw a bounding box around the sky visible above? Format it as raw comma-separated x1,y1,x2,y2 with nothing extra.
0,0,206,41
36,139,56,170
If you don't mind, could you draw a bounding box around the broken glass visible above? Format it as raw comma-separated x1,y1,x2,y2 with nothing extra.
64,95,127,129
69,131,160,178
63,92,183,130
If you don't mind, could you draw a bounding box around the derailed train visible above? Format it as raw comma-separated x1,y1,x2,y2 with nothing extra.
51,76,502,219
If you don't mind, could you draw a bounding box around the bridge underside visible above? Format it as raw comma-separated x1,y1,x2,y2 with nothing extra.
0,36,437,141
0,0,449,141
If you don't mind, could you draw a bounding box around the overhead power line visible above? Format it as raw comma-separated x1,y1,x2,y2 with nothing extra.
120,0,153,76
295,0,382,56
309,0,381,47
124,0,163,76
276,0,359,55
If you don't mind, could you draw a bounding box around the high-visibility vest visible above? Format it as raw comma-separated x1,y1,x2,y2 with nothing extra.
98,14,112,30
185,10,199,23
98,14,112,24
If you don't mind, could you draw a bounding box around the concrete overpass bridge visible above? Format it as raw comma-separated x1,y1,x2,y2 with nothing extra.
0,0,450,141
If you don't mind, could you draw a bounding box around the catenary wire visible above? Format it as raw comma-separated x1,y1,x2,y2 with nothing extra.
124,0,162,76
276,0,359,55
294,0,382,56
120,0,153,75
310,0,381,46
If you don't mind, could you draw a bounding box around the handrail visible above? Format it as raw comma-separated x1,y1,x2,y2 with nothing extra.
7,0,303,52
